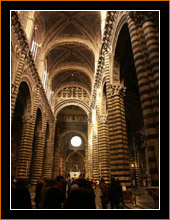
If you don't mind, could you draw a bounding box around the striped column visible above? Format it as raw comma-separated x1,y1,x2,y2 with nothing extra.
52,143,60,178
84,139,89,179
127,15,159,186
46,123,56,178
30,110,48,184
98,115,111,183
16,86,40,179
42,138,49,178
40,116,50,178
110,85,130,186
137,23,159,127
87,121,93,179
142,17,159,135
16,114,34,179
142,15,159,95
30,129,46,185
92,126,99,180
134,15,159,135
11,52,27,121
54,148,60,178
104,51,131,187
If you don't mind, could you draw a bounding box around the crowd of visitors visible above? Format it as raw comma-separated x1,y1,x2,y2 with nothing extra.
11,178,32,209
11,175,124,209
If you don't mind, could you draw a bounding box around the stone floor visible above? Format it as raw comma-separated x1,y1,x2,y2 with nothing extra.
29,186,157,210
123,187,158,209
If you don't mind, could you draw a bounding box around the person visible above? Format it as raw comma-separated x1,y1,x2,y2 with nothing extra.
64,186,95,209
11,179,32,209
11,176,16,208
78,178,96,209
40,178,52,208
108,176,120,209
43,179,65,209
116,178,124,207
100,178,109,209
56,176,67,202
66,177,72,196
70,179,79,190
34,177,44,209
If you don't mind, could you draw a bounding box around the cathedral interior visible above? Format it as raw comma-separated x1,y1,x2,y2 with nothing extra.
11,10,159,209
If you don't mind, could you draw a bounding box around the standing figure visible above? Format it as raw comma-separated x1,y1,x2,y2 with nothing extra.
108,176,120,209
116,178,124,207
12,179,32,209
100,179,109,209
34,177,44,209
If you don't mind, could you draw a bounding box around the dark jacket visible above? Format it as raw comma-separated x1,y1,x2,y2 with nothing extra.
43,186,65,209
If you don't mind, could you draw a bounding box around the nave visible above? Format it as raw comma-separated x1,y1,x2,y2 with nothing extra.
11,10,159,209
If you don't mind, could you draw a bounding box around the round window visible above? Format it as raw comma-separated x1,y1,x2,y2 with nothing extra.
71,136,82,147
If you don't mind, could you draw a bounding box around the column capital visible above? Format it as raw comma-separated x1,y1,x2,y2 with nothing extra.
99,114,107,123
35,131,44,138
22,114,33,124
109,84,126,96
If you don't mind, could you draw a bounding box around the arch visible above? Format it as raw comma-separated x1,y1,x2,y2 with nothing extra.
17,81,32,116
66,150,85,162
20,75,34,114
37,103,47,132
112,13,128,51
54,99,90,118
11,80,32,178
34,107,43,132
110,13,128,84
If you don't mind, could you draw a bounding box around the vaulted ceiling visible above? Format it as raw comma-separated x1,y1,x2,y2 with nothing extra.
34,11,102,94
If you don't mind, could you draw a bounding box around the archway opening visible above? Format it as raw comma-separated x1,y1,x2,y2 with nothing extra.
66,152,85,179
52,105,87,178
114,23,145,186
11,82,31,178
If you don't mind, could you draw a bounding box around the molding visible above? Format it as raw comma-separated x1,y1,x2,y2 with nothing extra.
54,98,90,118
